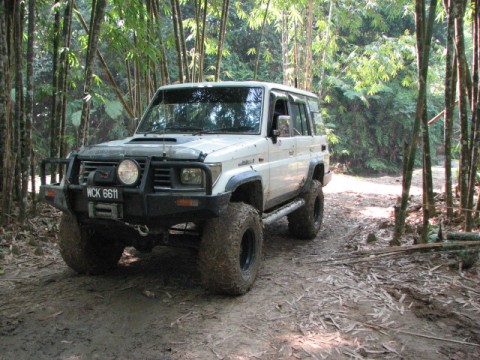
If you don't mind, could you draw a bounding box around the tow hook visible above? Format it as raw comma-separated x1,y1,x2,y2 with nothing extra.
134,224,149,237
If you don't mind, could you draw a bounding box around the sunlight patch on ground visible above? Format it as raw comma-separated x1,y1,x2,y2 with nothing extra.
278,332,355,358
360,206,393,219
324,167,446,197
324,174,422,196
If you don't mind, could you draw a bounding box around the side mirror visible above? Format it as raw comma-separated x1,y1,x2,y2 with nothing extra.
277,115,291,137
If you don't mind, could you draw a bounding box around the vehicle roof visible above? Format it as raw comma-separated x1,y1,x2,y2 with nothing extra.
157,81,318,99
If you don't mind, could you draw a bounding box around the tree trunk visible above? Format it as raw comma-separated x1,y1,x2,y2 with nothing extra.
319,0,334,100
78,0,107,147
393,0,437,244
0,0,15,224
423,102,436,220
293,20,299,87
0,0,6,186
455,0,469,216
466,0,480,230
175,0,189,82
50,0,61,183
126,59,136,132
215,0,230,82
444,0,457,220
304,0,314,91
134,34,143,119
281,11,289,85
23,0,36,217
170,0,184,83
58,0,73,177
198,0,207,82
419,0,435,218
152,0,169,85
14,0,26,220
192,0,200,82
74,5,134,120
254,0,271,80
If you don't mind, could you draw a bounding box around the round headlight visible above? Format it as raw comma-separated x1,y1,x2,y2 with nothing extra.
180,168,203,185
117,159,140,186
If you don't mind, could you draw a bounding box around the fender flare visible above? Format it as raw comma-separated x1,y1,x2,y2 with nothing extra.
225,171,263,192
302,158,326,192
225,171,264,211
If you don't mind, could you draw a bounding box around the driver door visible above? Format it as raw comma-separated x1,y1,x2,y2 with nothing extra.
266,95,300,208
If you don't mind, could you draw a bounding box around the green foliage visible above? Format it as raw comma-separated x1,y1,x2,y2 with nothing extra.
327,78,444,174
345,34,416,96
26,0,449,178
71,111,82,128
104,100,123,120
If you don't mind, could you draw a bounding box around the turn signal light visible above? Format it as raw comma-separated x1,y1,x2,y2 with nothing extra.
176,199,199,207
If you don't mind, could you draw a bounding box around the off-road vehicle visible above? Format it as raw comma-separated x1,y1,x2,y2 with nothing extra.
40,81,332,295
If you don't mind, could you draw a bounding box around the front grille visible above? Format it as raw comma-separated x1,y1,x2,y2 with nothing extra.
78,158,146,186
79,160,117,184
153,168,172,190
77,158,204,193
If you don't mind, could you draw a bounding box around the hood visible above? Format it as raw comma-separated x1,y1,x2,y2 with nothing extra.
77,134,257,160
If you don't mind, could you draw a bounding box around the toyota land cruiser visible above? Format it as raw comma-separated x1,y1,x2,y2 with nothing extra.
40,81,331,295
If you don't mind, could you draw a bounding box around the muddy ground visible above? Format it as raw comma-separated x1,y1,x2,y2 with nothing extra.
1,169,480,360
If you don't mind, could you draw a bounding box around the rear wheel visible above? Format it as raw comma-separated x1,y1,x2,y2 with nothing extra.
288,180,324,239
199,202,263,295
59,215,124,274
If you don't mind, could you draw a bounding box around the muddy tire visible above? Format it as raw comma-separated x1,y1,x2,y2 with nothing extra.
59,215,124,275
288,180,324,239
199,202,263,295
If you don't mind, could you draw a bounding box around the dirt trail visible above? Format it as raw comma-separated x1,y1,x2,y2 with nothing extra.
1,170,479,360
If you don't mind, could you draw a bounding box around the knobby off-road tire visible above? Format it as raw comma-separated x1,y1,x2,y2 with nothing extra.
199,202,263,295
288,179,324,239
59,215,124,275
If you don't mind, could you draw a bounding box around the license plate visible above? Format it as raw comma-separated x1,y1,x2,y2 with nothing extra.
85,187,123,201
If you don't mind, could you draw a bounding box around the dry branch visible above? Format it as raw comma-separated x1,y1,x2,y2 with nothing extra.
447,232,480,241
358,241,480,256
428,99,459,125
310,241,480,265
366,323,480,348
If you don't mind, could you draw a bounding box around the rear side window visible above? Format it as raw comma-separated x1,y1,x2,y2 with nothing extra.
308,97,323,135
290,103,310,136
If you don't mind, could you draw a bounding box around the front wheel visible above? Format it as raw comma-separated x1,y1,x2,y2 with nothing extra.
288,180,324,239
199,202,263,295
59,215,124,275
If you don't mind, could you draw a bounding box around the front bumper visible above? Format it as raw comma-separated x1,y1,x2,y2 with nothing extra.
40,157,231,226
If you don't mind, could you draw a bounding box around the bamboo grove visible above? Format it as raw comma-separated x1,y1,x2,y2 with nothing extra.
1,0,480,239
394,0,480,242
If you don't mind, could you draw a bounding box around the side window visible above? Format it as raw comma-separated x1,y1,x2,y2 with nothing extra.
308,97,322,135
312,113,324,135
290,103,310,136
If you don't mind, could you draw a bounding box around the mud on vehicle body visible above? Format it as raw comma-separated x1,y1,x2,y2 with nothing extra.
41,81,332,295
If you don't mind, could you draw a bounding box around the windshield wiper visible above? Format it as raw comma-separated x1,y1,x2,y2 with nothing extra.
142,125,203,135
193,126,254,135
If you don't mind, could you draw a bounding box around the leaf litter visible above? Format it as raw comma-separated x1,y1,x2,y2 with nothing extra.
0,170,479,359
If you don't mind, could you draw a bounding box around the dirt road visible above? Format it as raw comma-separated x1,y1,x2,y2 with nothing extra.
1,170,479,359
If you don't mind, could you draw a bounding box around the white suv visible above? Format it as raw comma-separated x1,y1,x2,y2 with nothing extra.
40,81,331,295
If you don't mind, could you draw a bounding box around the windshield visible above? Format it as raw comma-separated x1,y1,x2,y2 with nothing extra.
137,86,263,135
